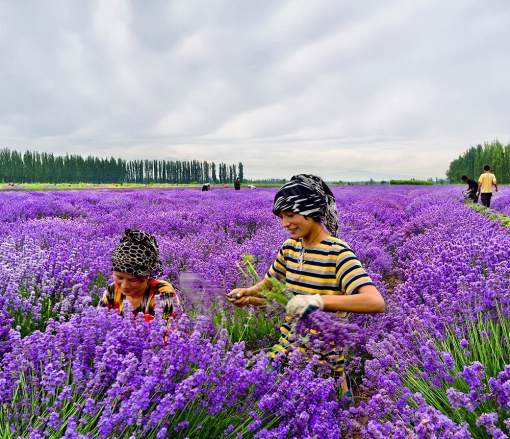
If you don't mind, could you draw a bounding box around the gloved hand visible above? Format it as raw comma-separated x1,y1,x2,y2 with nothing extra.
286,294,324,318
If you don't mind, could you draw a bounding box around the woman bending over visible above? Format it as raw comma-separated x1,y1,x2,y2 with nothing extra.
98,229,180,329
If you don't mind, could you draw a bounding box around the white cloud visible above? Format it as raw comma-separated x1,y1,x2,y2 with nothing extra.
0,0,509,180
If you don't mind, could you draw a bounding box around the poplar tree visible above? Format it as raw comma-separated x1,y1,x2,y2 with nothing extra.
0,147,244,185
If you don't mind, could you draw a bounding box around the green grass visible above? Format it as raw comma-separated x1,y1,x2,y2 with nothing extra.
0,183,206,191
468,203,510,228
1,182,284,191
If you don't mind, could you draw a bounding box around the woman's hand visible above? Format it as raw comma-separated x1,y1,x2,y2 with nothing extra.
226,288,251,307
286,294,324,318
226,280,270,308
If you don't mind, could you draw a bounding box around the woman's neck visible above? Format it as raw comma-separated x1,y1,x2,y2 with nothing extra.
124,281,149,309
125,293,145,310
302,225,329,248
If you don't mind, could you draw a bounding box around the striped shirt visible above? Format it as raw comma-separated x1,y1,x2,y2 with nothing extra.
265,236,374,373
265,236,374,299
98,279,180,329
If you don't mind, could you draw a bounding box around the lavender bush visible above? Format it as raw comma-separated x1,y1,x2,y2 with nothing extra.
1,185,509,437
487,190,510,218
0,307,352,438
401,306,510,437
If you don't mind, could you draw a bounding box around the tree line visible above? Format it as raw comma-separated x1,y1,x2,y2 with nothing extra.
447,140,510,184
0,148,244,184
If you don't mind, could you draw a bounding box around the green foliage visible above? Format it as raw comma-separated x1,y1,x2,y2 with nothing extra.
182,254,287,351
468,204,510,228
214,303,281,349
236,253,289,306
213,253,288,349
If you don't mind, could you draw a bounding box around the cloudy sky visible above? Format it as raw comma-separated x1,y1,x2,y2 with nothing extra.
1,0,509,180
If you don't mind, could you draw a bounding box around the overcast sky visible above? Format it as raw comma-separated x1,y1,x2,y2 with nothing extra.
1,0,509,180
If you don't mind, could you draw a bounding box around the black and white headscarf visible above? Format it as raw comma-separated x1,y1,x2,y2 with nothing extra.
273,174,339,237
111,229,163,278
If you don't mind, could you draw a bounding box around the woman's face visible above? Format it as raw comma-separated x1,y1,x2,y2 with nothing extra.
278,211,316,240
113,271,148,297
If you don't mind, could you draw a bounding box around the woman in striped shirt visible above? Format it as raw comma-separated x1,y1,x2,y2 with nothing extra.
227,174,385,404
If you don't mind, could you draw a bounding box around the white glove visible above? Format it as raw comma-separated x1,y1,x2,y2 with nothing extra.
286,294,324,318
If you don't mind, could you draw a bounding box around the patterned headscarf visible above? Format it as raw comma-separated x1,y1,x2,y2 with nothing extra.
272,174,339,237
111,229,163,278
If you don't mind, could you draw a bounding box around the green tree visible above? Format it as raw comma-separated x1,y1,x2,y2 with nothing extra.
0,148,11,182
502,144,510,184
211,162,217,184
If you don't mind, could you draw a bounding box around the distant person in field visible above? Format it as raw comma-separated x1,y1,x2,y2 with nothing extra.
477,165,498,208
202,183,210,191
224,183,228,188
234,177,241,190
98,229,180,329
227,174,385,406
461,175,478,203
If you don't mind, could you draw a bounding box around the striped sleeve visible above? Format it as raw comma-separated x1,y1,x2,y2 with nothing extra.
336,249,374,295
265,245,287,281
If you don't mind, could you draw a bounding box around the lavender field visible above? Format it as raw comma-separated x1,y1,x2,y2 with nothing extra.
1,186,510,439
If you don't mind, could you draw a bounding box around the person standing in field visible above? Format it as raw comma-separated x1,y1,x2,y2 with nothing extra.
98,229,181,329
461,175,478,203
477,164,498,208
226,174,385,405
234,177,241,190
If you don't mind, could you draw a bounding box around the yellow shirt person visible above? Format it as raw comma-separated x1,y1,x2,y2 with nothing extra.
479,172,496,193
477,165,498,208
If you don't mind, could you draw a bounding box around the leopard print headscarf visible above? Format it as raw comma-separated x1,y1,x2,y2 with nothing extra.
272,174,339,237
111,229,163,278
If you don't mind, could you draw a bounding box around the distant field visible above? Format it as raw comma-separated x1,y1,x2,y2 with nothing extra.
1,182,237,191
0,181,459,191
0,182,284,191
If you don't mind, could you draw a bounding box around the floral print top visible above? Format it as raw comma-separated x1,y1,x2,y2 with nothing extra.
98,279,180,328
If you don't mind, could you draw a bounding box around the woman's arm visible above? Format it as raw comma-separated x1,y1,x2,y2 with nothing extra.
321,285,386,313
285,285,386,318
